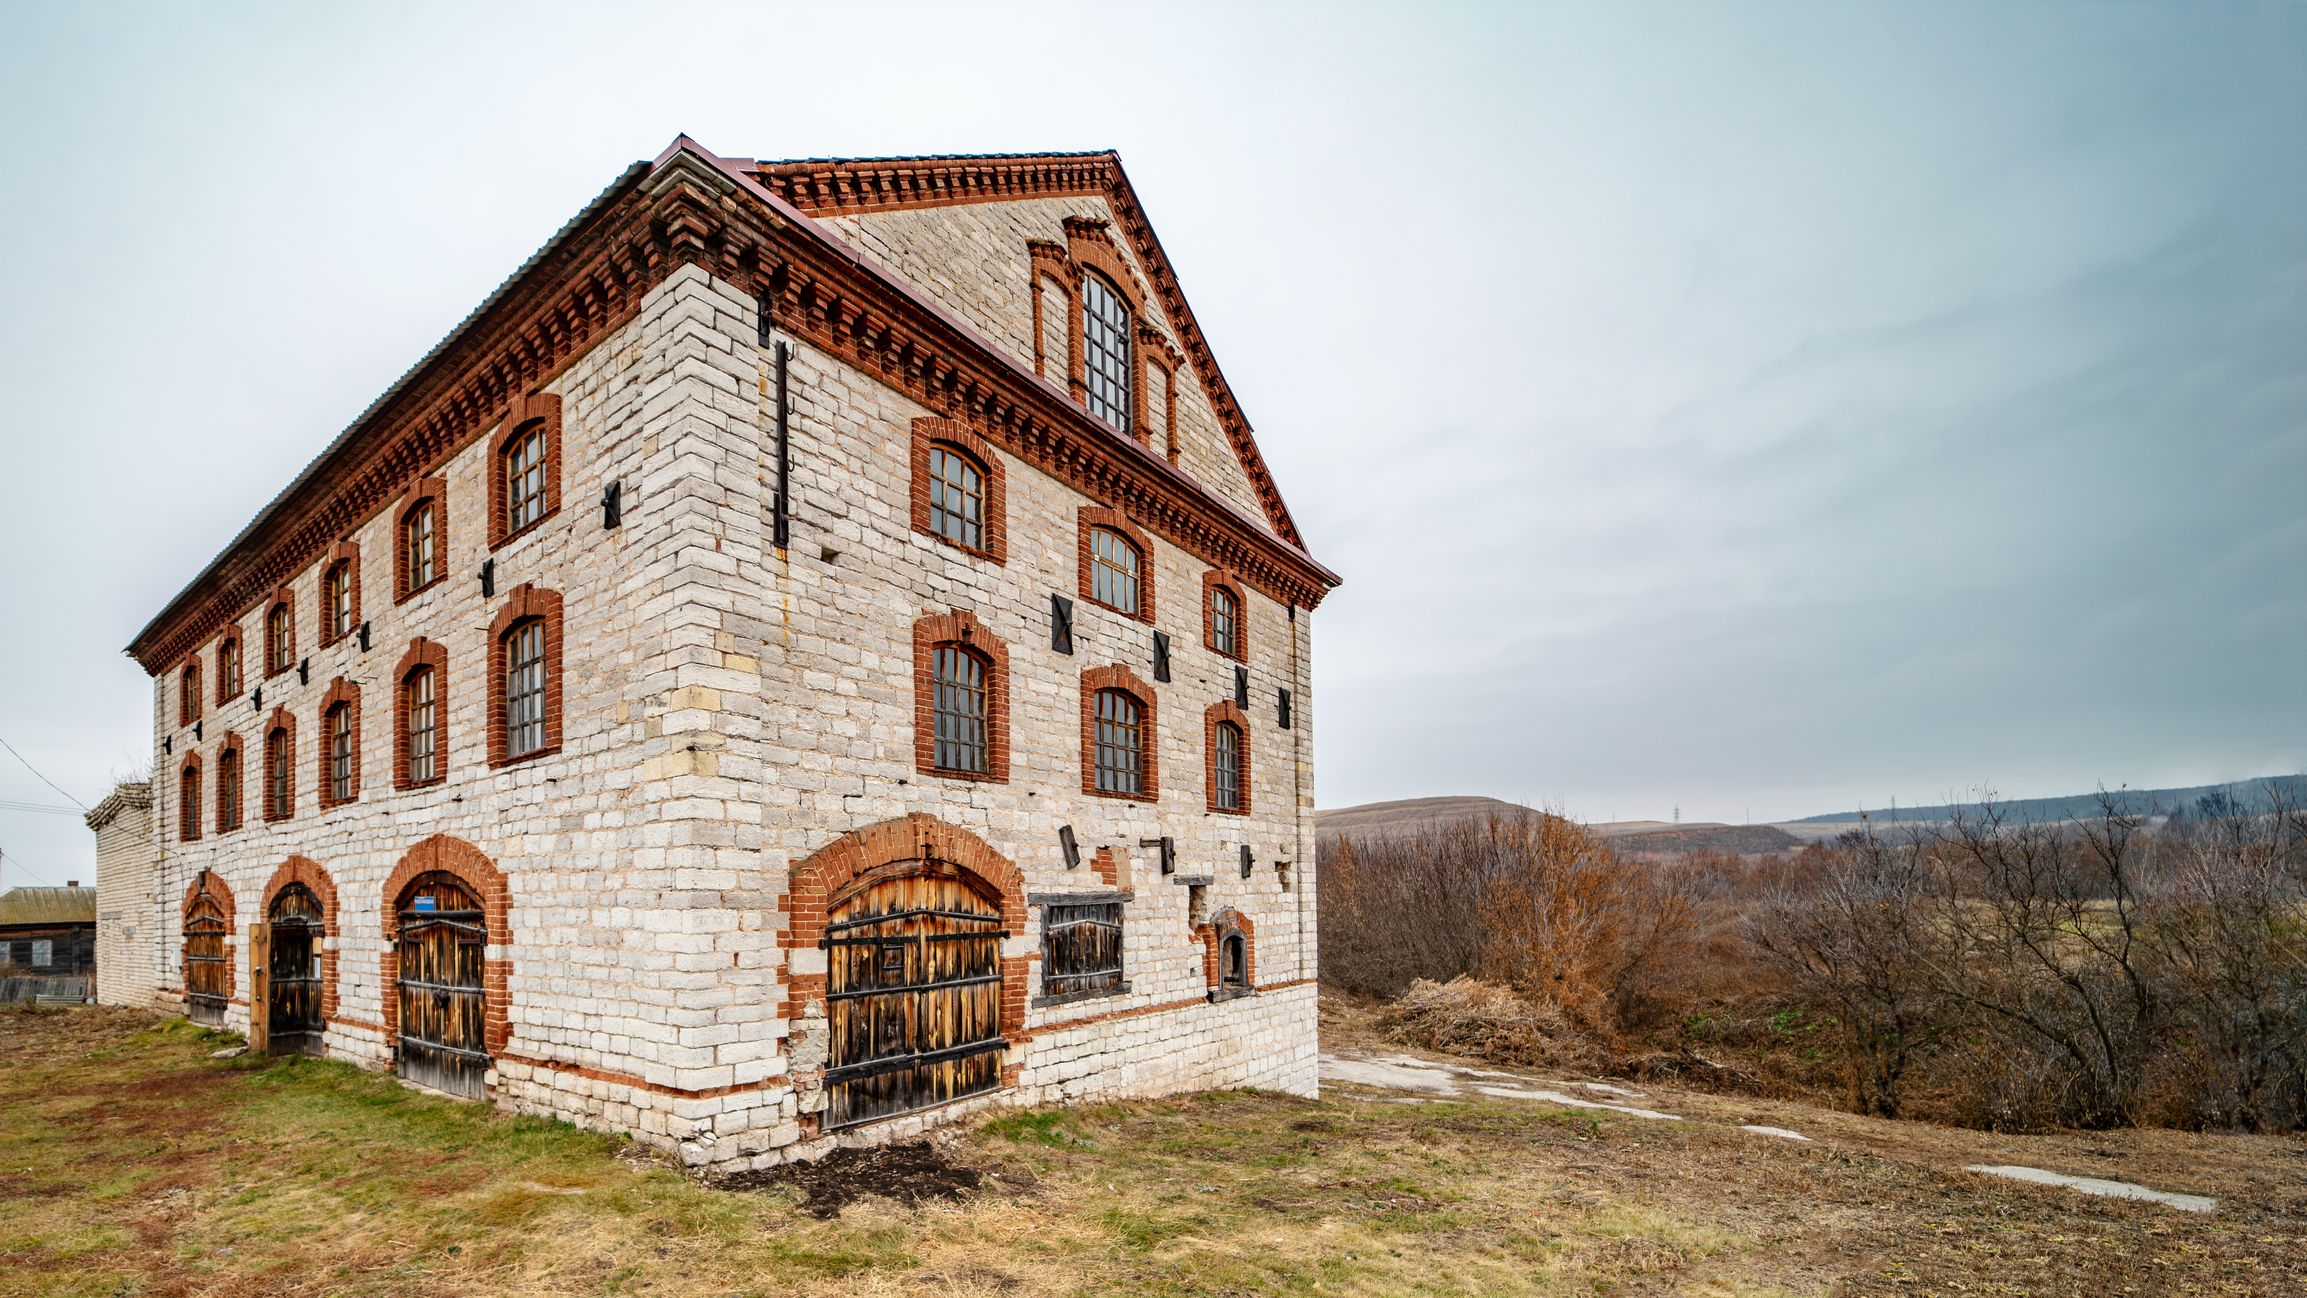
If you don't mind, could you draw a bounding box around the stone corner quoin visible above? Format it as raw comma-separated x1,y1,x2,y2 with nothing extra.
102,140,1336,1170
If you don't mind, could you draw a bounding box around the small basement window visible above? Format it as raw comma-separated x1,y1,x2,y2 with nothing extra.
1042,901,1124,1002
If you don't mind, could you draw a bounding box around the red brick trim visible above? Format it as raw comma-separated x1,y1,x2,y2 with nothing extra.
1195,907,1257,991
780,814,1030,1053
1201,570,1249,661
1090,846,1122,888
1204,699,1253,815
318,541,361,648
182,869,236,1002
261,856,341,1021
177,752,202,842
316,677,362,809
262,706,297,822
214,627,243,707
393,638,449,791
911,610,1011,784
487,584,564,768
489,392,562,551
381,835,513,1056
128,148,1336,678
908,418,1008,564
177,660,202,727
213,731,244,833
262,587,296,677
1077,506,1156,624
393,476,447,603
753,153,1311,551
1144,353,1180,463
1028,242,1071,383
1080,663,1159,802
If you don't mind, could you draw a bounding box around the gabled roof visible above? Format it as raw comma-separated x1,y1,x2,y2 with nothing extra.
751,152,1308,550
0,887,96,927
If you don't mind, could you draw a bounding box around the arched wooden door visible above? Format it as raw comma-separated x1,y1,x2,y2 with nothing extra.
183,884,229,1025
267,884,326,1056
395,873,488,1098
823,861,1006,1129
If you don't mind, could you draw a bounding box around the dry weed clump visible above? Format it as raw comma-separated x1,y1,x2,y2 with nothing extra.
1376,976,1605,1072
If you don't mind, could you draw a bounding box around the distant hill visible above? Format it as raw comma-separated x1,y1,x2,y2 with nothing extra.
1789,775,2307,827
1316,797,1798,855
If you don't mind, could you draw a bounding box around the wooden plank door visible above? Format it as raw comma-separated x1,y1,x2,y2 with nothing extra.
823,863,1005,1130
267,883,325,1056
395,876,488,1098
183,889,229,1025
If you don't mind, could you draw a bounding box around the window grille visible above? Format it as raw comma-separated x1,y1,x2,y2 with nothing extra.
927,446,984,550
505,425,548,534
1082,273,1132,432
932,645,988,774
180,766,200,840
406,668,436,783
1211,586,1239,657
405,503,436,590
1042,901,1124,998
217,749,240,831
1094,689,1143,796
1214,721,1243,811
505,619,547,757
266,730,291,819
1090,527,1140,615
328,703,355,802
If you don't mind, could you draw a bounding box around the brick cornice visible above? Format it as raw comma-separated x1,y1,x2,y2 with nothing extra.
131,141,1335,677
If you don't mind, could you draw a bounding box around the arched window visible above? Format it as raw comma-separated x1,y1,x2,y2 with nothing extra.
503,422,548,536
217,634,242,703
265,725,293,821
1221,931,1249,991
178,759,201,842
1082,271,1133,432
487,584,561,767
215,740,242,832
402,500,437,593
405,665,438,784
323,561,354,641
1205,576,1245,660
325,701,356,804
931,645,989,775
1203,907,1255,1000
926,444,984,551
504,618,547,758
1093,689,1144,796
1213,720,1244,812
179,663,202,726
266,600,293,676
1089,527,1141,616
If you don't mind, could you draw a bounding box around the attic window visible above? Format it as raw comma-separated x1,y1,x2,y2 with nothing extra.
1082,272,1132,432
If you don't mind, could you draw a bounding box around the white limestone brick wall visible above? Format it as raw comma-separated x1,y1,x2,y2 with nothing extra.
90,782,165,1010
818,197,1276,530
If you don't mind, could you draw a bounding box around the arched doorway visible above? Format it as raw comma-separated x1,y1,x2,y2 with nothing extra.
266,883,326,1055
823,859,1006,1129
394,872,489,1097
182,876,230,1025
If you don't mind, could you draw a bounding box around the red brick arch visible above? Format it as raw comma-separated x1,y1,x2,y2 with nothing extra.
181,868,237,1002
262,856,341,1020
1197,907,1257,993
380,835,512,1056
780,814,1030,1047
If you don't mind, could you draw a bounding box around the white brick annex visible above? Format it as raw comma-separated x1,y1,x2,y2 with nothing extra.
110,139,1339,1168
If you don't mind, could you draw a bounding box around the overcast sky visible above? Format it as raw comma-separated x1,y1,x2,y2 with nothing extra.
1,2,2301,883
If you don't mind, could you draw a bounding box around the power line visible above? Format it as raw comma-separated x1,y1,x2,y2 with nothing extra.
0,734,86,810
0,799,84,816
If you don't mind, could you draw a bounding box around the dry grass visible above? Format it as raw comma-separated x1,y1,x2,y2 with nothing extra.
5,1005,2305,1297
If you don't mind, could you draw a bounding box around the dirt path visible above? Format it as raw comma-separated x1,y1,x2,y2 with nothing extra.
1321,1045,2243,1216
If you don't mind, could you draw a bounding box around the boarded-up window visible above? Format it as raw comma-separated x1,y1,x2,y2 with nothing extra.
1042,901,1123,999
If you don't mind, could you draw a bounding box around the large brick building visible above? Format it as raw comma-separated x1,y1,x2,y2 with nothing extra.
118,139,1338,1168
